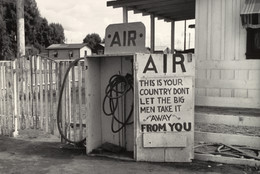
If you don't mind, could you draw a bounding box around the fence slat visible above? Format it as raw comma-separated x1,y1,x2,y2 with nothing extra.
60,62,66,142
9,62,14,136
66,62,71,140
71,66,76,141
0,64,2,134
20,58,25,130
30,57,34,129
78,62,83,140
25,58,29,129
49,61,54,134
3,63,6,135
44,59,48,133
5,62,10,135
54,62,59,135
0,63,3,134
39,57,43,129
17,59,21,131
34,56,39,129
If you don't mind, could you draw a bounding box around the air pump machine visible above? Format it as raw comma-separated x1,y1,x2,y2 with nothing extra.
83,22,195,162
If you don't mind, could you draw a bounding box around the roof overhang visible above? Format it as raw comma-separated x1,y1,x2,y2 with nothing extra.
107,0,195,22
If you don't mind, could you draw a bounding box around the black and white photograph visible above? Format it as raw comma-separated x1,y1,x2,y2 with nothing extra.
0,0,259,173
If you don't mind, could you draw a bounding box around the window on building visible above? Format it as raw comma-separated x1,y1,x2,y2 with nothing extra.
246,28,260,59
53,52,58,58
241,0,260,59
69,51,73,58
85,50,87,56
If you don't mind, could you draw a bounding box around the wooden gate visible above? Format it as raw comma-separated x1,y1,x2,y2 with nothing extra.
0,56,87,143
0,61,14,136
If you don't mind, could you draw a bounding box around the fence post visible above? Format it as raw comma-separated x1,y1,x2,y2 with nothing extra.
12,61,19,137
13,60,19,137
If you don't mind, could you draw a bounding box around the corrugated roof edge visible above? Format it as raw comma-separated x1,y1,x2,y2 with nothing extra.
46,43,88,50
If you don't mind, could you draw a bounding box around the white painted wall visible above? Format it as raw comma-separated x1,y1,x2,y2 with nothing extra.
195,0,260,108
48,46,92,60
80,46,92,57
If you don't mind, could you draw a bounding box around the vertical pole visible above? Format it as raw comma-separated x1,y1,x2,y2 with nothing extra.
16,0,25,135
189,33,191,49
16,0,25,57
13,61,18,137
150,14,155,53
184,20,187,51
123,7,128,23
171,21,175,54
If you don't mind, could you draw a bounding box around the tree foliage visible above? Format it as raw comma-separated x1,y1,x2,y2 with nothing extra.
0,0,65,60
83,33,101,50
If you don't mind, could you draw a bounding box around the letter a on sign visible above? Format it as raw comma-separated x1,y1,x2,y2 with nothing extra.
105,22,146,54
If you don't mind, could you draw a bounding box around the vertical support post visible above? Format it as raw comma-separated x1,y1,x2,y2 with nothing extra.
150,14,155,53
16,0,25,57
171,21,175,54
13,61,18,137
184,20,187,51
123,7,128,23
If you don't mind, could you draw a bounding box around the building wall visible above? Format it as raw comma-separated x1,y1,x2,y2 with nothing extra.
80,46,92,57
195,0,260,108
48,46,92,60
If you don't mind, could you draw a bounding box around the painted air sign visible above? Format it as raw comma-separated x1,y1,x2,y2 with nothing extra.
135,53,194,162
105,22,146,54
137,53,194,133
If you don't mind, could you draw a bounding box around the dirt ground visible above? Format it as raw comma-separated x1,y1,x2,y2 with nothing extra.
0,130,259,174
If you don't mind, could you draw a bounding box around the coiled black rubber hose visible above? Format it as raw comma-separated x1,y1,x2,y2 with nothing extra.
57,58,134,145
102,73,134,133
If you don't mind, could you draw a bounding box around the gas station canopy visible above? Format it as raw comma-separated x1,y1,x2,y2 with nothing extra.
107,0,196,22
